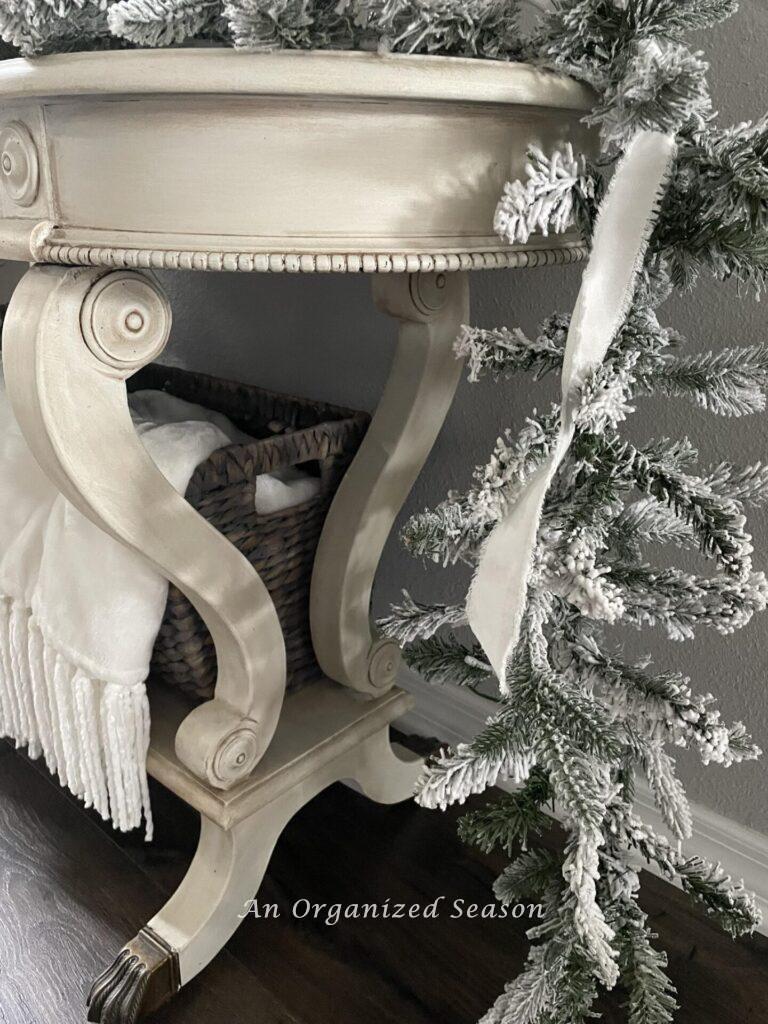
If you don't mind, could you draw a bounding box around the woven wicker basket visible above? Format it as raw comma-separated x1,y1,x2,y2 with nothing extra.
128,363,369,701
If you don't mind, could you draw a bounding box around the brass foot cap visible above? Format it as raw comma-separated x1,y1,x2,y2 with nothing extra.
87,927,180,1024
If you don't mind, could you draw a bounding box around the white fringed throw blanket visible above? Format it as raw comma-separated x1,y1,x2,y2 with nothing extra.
0,378,319,838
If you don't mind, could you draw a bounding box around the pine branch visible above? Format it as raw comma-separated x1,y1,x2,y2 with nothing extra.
614,904,677,1024
109,0,219,46
401,634,494,693
588,39,711,150
562,827,620,987
534,0,626,90
0,0,113,55
570,635,760,767
703,460,768,507
415,708,535,810
493,848,560,902
611,498,698,559
658,214,768,295
724,722,762,764
224,0,354,49
494,144,595,244
459,769,552,854
618,809,762,936
638,345,768,417
478,942,565,1024
454,312,570,383
398,498,480,565
377,591,466,643
350,0,523,58
681,116,768,230
631,0,737,36
675,856,762,937
400,408,561,565
641,740,693,839
586,433,754,576
609,561,768,640
515,665,625,764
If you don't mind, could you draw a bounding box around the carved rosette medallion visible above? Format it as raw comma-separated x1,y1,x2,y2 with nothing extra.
0,121,39,208
80,272,172,374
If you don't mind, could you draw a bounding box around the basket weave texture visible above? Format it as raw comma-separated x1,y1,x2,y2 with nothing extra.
129,363,369,701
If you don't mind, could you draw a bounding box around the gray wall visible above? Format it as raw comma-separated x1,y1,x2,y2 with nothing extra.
3,3,768,830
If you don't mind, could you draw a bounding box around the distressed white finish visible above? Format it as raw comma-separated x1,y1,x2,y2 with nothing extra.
2,265,287,790
0,49,594,1021
147,680,420,984
311,271,469,694
0,50,593,271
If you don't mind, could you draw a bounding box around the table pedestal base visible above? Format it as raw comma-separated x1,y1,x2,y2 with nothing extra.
87,680,420,1023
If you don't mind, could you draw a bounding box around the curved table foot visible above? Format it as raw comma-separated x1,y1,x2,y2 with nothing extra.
342,729,424,805
88,805,289,1022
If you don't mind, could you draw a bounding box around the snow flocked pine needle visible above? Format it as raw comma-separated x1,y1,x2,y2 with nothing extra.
377,4,768,1023
0,0,526,55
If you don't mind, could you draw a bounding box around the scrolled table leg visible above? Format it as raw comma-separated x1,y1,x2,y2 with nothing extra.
310,270,469,696
2,264,287,789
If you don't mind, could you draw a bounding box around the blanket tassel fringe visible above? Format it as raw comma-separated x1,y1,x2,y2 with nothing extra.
0,596,153,839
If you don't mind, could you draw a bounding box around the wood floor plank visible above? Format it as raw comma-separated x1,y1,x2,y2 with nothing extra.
4,746,768,1023
0,752,297,1024
224,783,768,1024
244,787,529,1024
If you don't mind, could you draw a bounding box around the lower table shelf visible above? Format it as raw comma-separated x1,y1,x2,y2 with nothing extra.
147,677,419,830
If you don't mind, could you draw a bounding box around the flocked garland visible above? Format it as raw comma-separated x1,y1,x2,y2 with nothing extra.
3,3,768,1023
0,0,523,57
381,4,768,1023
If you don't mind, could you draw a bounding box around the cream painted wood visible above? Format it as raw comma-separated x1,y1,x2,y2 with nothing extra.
147,679,418,829
152,807,291,986
0,50,594,271
1,264,287,790
151,680,419,985
310,271,468,695
0,48,595,105
85,679,420,1019
0,50,597,1022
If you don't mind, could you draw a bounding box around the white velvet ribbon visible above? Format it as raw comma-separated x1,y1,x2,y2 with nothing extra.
467,130,678,690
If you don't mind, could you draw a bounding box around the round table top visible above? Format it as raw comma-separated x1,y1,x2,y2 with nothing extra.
0,48,594,107
0,49,593,274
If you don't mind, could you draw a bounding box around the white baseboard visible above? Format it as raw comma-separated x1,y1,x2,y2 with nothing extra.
398,670,768,935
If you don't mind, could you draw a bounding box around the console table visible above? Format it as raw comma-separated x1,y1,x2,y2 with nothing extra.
0,48,592,1023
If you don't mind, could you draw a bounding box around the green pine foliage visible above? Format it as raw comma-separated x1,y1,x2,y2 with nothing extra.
0,0,524,55
399,634,494,694
348,0,522,58
637,344,768,416
613,902,677,1024
378,4,768,1023
108,0,222,46
457,769,552,854
0,1,116,56
224,0,355,51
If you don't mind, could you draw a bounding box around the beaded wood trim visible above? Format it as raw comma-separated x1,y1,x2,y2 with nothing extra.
38,242,588,274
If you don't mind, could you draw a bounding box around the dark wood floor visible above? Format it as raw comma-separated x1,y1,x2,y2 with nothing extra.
1,738,767,1024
